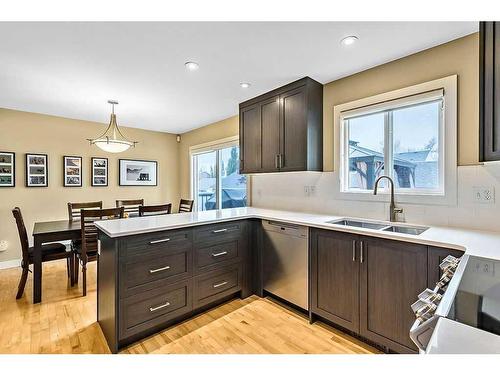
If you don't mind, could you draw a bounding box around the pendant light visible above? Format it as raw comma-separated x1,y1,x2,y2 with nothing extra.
88,100,138,153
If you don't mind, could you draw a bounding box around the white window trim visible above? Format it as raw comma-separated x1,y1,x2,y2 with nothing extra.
189,135,251,211
333,75,457,206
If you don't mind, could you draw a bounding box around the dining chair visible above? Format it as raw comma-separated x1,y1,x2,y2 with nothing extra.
178,199,194,213
67,201,103,221
73,207,124,296
116,199,144,217
12,207,73,300
139,203,172,217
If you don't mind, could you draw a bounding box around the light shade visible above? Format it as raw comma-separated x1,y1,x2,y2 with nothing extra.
88,101,138,153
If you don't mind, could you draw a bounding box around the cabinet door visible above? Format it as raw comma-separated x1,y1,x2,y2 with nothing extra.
310,229,360,333
261,96,281,172
239,103,261,173
279,86,307,171
427,246,464,288
359,237,427,353
480,21,500,161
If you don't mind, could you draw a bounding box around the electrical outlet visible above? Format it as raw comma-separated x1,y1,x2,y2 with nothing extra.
304,185,316,197
0,240,8,252
471,259,495,277
473,186,495,204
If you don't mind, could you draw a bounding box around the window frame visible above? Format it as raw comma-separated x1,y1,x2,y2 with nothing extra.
333,76,457,206
189,136,249,211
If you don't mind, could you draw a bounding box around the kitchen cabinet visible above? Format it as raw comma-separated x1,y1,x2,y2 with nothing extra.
427,246,464,287
480,21,500,161
310,230,360,332
310,229,428,353
359,237,427,354
239,77,323,174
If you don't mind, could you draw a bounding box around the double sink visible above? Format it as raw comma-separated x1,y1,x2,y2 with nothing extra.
327,219,429,236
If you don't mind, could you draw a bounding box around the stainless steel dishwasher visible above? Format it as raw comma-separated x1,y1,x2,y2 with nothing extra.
262,220,308,310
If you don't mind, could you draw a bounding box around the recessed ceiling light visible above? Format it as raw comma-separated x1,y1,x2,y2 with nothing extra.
340,35,358,46
185,61,199,71
240,82,251,88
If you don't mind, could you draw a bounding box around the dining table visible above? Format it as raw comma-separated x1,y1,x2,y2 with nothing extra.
32,219,81,303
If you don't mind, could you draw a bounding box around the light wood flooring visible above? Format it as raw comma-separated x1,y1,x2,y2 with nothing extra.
0,259,379,354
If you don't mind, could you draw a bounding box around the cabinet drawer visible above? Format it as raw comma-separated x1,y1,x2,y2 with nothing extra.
193,221,244,244
194,265,242,308
120,247,192,297
119,280,192,339
119,228,192,258
194,240,240,272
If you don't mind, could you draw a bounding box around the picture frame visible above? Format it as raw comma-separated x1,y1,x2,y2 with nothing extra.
119,159,157,186
0,151,15,187
63,155,82,187
91,157,108,186
26,153,48,187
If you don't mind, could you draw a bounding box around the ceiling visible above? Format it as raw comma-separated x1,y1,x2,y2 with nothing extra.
0,22,477,134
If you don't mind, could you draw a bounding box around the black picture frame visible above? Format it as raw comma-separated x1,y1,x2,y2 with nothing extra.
91,157,108,187
0,151,15,187
119,159,158,186
63,155,82,187
25,153,48,187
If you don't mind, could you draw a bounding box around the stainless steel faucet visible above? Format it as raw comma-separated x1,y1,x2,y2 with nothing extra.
373,176,403,222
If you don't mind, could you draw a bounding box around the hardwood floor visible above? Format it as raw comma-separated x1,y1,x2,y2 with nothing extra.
0,259,379,354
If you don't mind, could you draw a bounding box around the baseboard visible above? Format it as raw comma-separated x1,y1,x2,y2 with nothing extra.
0,258,21,270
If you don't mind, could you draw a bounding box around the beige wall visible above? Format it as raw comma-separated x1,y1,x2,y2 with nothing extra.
324,33,479,170
178,116,239,198
0,108,179,262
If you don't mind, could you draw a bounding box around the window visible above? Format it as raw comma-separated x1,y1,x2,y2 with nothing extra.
335,76,457,205
343,95,443,194
191,139,247,211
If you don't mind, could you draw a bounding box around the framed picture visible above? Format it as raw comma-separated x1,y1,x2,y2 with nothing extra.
26,153,48,187
91,157,108,186
0,151,15,187
119,159,157,186
63,156,82,187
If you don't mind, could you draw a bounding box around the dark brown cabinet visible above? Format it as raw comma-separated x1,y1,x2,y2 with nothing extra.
310,230,360,333
310,229,428,353
480,21,500,161
359,237,427,354
239,77,323,174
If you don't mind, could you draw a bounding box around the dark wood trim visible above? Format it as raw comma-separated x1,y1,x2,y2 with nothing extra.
118,159,158,186
0,151,15,187
63,155,83,187
25,153,48,187
91,157,109,187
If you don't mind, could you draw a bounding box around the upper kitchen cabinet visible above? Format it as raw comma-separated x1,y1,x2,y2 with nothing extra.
480,21,500,161
239,77,323,174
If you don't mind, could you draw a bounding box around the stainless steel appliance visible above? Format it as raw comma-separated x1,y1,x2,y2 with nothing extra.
410,254,500,353
262,220,308,310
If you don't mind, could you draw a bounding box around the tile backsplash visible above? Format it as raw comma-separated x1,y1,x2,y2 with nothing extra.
251,164,500,232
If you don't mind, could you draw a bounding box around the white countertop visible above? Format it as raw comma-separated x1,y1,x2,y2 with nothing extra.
426,318,500,354
95,206,500,260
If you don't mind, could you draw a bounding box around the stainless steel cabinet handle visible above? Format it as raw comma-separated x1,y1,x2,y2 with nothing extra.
211,251,228,258
360,241,364,263
279,154,284,168
149,301,171,312
213,281,228,288
149,238,170,245
212,228,228,233
352,240,356,262
275,154,280,169
149,265,171,274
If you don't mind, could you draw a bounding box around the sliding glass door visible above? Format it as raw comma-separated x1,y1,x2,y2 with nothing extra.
192,144,247,211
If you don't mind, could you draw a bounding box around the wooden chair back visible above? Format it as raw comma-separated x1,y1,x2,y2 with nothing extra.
67,201,103,221
116,199,144,216
179,199,194,213
80,207,124,261
139,203,172,217
12,207,30,266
